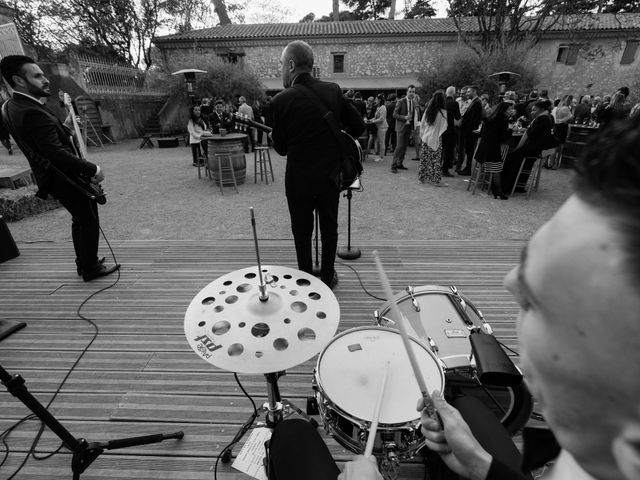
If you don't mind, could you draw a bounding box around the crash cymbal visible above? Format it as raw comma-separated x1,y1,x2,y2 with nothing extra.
184,265,340,374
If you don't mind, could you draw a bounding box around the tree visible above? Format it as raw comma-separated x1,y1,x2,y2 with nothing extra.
342,0,392,20
211,0,231,24
334,0,340,20
300,12,316,22
405,0,436,18
446,0,599,57
602,0,640,12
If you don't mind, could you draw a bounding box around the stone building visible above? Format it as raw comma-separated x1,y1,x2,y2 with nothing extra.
154,14,640,99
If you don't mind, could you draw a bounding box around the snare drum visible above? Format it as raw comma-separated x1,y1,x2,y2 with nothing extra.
313,327,445,460
375,285,533,434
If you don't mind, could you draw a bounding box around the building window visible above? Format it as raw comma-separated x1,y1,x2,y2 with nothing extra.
219,53,241,64
556,44,578,65
621,40,638,65
332,54,345,74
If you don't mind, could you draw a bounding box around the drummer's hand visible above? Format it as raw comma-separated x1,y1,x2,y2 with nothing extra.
418,392,492,480
337,455,383,480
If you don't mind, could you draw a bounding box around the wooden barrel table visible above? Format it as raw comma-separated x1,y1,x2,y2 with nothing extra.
206,133,247,185
562,125,599,168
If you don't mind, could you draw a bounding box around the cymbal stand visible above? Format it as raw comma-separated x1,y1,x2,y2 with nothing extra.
313,210,321,275
250,207,269,301
0,364,183,480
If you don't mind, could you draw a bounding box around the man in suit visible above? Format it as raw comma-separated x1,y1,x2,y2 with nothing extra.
270,40,364,289
443,86,461,177
267,116,640,480
0,55,118,281
392,85,419,173
209,100,231,134
457,85,483,176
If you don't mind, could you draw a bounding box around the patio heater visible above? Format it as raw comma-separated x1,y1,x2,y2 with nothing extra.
488,71,521,94
171,68,207,105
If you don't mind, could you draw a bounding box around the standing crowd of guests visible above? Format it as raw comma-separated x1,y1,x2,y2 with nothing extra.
344,84,639,198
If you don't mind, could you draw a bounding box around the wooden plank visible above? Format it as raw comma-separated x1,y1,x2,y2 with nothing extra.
0,239,529,479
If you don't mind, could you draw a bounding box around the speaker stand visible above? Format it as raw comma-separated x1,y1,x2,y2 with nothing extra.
337,187,361,260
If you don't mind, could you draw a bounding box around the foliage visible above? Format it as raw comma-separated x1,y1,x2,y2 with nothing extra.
405,0,437,18
11,0,165,68
417,48,539,100
342,0,392,20
315,11,361,21
602,0,640,12
446,0,606,57
164,55,266,106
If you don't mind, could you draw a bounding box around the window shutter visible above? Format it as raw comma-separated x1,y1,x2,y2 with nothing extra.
621,40,639,65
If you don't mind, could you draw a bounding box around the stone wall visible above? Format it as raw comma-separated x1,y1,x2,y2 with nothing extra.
159,33,637,98
93,94,168,139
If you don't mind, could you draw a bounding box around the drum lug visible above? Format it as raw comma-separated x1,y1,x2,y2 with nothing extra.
482,321,493,335
449,285,468,311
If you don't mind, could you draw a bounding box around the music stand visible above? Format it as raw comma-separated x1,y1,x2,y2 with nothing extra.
0,364,184,479
337,178,361,260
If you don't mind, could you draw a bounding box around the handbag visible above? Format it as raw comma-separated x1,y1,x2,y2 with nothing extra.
293,84,363,190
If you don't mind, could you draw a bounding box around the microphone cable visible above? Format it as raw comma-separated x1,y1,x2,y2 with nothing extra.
1,224,120,479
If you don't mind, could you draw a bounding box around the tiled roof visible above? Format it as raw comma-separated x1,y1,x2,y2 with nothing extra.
154,13,640,43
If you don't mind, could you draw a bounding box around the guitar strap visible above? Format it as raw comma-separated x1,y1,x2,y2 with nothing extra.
292,83,346,157
1,100,102,202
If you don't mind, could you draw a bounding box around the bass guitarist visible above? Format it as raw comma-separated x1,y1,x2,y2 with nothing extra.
0,55,119,281
270,40,364,289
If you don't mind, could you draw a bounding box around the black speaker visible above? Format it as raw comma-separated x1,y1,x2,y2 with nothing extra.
470,332,522,387
0,215,19,263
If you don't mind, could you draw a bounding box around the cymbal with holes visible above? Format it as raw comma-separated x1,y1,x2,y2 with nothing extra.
184,265,340,373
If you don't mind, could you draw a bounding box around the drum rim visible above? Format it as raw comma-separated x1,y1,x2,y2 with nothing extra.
315,326,445,426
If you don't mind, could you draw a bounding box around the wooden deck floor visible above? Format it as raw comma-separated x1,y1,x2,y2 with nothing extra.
0,239,525,479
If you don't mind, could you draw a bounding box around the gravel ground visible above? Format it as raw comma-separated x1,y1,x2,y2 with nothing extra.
3,139,572,242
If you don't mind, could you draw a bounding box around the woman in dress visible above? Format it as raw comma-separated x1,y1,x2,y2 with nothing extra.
473,101,514,199
187,105,210,166
418,90,448,186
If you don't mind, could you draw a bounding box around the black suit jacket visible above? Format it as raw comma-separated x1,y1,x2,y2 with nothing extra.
2,94,97,198
445,96,461,132
461,97,483,133
270,73,364,197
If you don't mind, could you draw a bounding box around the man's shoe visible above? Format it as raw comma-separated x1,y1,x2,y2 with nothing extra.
77,256,106,276
323,272,338,290
457,169,471,176
391,168,398,174
442,171,453,177
82,263,120,282
397,165,408,170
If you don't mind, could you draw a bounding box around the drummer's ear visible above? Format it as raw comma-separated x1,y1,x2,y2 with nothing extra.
612,419,640,480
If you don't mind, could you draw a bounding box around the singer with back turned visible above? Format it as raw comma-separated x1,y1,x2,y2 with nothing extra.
270,40,364,290
266,117,640,480
0,55,119,281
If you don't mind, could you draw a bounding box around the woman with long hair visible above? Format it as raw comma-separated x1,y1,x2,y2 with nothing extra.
474,100,514,199
418,90,448,186
599,92,628,127
187,105,210,167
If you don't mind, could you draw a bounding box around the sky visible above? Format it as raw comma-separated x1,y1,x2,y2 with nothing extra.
249,0,449,23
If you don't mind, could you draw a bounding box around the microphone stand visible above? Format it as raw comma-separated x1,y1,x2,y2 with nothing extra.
312,210,321,276
0,364,183,480
337,180,361,260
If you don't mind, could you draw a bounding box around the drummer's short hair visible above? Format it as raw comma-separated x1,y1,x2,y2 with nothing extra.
573,115,640,286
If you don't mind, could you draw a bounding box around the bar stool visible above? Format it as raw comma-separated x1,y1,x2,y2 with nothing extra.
254,146,274,184
215,152,239,195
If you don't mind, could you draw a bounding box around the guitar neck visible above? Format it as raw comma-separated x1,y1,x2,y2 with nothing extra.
62,93,88,159
233,114,272,133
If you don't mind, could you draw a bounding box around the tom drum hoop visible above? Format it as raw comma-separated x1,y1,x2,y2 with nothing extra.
313,326,445,460
376,285,533,435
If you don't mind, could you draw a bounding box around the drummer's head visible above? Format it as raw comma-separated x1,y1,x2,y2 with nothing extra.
504,116,640,480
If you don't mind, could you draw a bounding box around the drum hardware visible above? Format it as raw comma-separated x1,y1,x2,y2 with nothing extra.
375,284,534,434
406,285,421,311
469,332,523,387
449,285,468,312
314,327,444,461
184,208,341,466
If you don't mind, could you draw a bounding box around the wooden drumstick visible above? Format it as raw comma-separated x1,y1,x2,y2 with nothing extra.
373,251,439,422
364,361,390,458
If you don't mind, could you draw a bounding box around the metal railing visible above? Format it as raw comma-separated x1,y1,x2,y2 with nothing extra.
72,53,163,95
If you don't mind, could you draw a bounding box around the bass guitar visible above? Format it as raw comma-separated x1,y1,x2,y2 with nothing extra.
61,92,107,204
233,113,363,190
